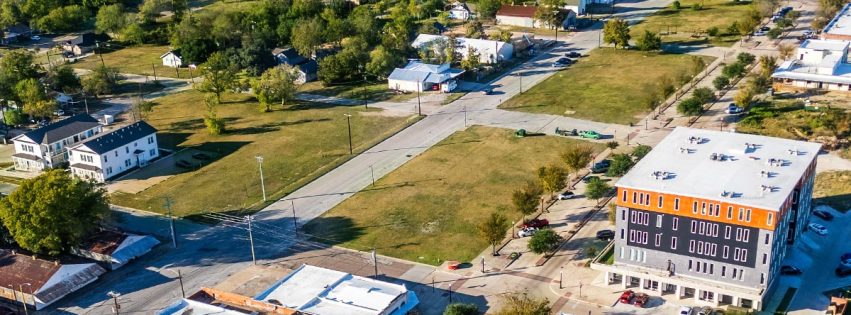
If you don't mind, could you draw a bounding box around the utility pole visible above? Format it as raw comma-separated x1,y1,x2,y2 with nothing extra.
559,267,563,289
416,78,422,116
370,165,376,186
518,72,523,94
177,270,186,298
344,114,353,154
256,156,266,201
291,199,298,233
463,104,467,126
107,291,121,315
152,64,158,82
164,197,177,248
95,41,106,68
480,257,485,273
372,249,378,277
246,215,256,265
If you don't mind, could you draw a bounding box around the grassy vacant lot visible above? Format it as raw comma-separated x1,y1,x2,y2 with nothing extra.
71,45,189,78
736,100,850,140
110,90,416,216
303,126,604,265
630,0,753,46
300,82,418,103
499,48,714,124
814,171,851,212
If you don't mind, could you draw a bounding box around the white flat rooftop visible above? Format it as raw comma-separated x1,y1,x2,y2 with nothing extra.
616,127,820,211
254,265,411,315
824,3,851,36
801,39,849,51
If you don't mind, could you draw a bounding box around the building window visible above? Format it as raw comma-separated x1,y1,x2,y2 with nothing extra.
106,167,112,174
688,260,693,271
742,249,748,262
725,226,731,239
689,240,695,253
149,149,156,156
746,209,752,222
656,214,662,228
115,151,118,157
734,248,741,261
691,221,697,233
710,264,714,274
672,218,679,230
760,273,765,285
723,246,729,259
699,222,706,235
696,261,701,272
738,208,744,221
125,159,131,167
721,266,726,277
645,194,650,206
743,229,750,242
763,253,767,264
767,213,774,226
639,193,644,205
701,202,707,215
671,237,677,250
104,155,108,163
621,209,626,220
633,192,637,203
735,228,742,241
658,195,663,208
693,201,698,213
764,233,770,245
655,234,661,247
732,268,737,278
622,190,627,202
727,206,733,219
125,147,129,153
620,229,624,239
148,136,154,144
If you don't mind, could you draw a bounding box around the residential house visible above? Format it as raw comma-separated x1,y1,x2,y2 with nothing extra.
159,264,419,315
56,33,98,56
160,51,183,68
388,61,465,92
68,121,159,182
771,39,851,91
448,1,472,20
70,230,160,270
412,34,514,64
0,249,107,310
564,0,589,15
495,5,577,29
12,114,102,172
271,47,318,83
1,24,32,45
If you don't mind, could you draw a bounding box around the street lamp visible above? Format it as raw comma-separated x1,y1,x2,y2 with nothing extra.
344,114,353,154
255,155,266,201
158,265,186,298
107,291,121,315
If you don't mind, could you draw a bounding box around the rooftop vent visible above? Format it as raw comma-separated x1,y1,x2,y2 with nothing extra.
759,170,776,178
688,136,706,144
766,158,785,167
650,171,672,180
709,153,727,161
678,147,694,154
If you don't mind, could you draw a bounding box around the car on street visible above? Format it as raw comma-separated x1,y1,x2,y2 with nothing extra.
808,222,828,236
591,160,611,173
813,209,834,221
521,219,549,229
557,191,575,200
726,103,743,114
53,109,65,116
552,58,572,67
679,307,694,315
803,30,814,37
840,253,851,266
596,230,615,240
760,26,771,32
481,88,493,95
753,30,767,36
780,265,802,275
517,227,538,237
565,51,582,58
632,293,649,307
619,290,635,304
30,35,40,41
578,130,601,139
583,175,601,183
837,265,851,277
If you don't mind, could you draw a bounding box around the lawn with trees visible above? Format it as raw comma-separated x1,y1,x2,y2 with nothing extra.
499,48,714,124
302,126,603,265
109,89,416,216
629,0,771,47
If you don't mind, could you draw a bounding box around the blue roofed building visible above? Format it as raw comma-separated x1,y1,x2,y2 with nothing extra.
387,61,465,93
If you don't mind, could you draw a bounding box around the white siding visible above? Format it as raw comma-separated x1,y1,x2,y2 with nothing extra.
496,15,536,28
388,79,426,93
162,53,183,68
70,134,159,183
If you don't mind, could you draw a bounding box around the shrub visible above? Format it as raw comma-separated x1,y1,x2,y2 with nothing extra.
677,97,704,116
528,229,563,254
722,62,746,78
204,116,226,135
692,87,715,104
671,1,681,10
713,76,730,90
691,2,703,10
707,26,720,37
767,27,782,39
444,303,479,315
737,52,756,64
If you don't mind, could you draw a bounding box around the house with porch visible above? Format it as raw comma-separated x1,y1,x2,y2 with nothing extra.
12,114,102,172
495,5,577,29
387,61,464,93
68,121,159,183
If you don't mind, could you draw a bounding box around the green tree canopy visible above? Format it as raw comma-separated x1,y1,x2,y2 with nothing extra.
46,64,81,93
82,65,121,97
585,177,610,201
95,4,127,36
636,30,662,51
36,5,90,33
494,292,550,315
677,97,704,116
478,212,509,256
253,65,300,112
561,144,594,181
606,153,635,177
0,170,109,255
444,303,479,315
603,18,630,49
292,17,325,57
366,45,400,79
197,52,238,103
527,228,562,254
632,145,652,161
536,165,567,197
712,76,730,90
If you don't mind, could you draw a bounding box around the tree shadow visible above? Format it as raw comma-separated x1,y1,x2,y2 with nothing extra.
301,216,366,246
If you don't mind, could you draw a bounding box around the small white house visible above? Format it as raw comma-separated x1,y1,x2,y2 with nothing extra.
388,61,465,93
496,5,578,29
160,51,183,68
772,39,851,91
412,34,514,64
12,114,102,172
69,121,159,183
448,2,472,20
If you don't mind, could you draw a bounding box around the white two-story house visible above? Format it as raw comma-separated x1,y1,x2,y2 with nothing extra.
69,121,159,183
12,114,102,172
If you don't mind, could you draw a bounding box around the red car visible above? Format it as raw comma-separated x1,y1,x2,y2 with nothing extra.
632,293,649,307
521,219,549,229
619,290,635,304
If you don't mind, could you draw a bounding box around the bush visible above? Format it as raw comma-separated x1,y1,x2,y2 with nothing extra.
204,116,226,135
444,303,479,315
767,27,782,39
671,1,681,9
713,76,730,90
677,97,704,116
776,18,793,28
692,87,715,104
528,229,563,254
737,52,756,65
636,30,662,51
707,26,720,37
606,153,635,177
722,62,746,78
632,145,652,160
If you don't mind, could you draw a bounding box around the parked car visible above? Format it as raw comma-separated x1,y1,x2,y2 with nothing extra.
578,130,601,139
596,230,615,240
780,265,802,275
30,35,40,41
481,88,493,95
813,209,834,221
618,290,635,304
565,51,582,58
808,222,828,236
760,26,771,32
583,176,601,183
557,191,575,200
591,160,611,173
679,307,694,315
521,219,549,229
753,30,767,36
53,109,65,116
697,306,713,315
726,103,743,114
192,153,211,161
836,265,851,277
632,293,649,307
517,227,538,237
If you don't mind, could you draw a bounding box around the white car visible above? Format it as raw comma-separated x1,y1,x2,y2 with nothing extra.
753,31,767,36
517,227,538,237
557,191,575,200
679,307,693,315
30,35,40,41
808,223,828,236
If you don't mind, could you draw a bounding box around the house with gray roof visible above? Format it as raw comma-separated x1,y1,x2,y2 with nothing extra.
271,47,318,83
68,121,159,182
12,114,103,172
388,61,465,93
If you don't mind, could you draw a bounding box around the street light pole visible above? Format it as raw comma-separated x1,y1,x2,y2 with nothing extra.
343,114,353,154
463,104,467,126
18,284,30,315
163,197,177,248
246,215,256,265
255,156,266,201
177,270,185,298
370,165,376,186
416,78,422,116
107,291,121,315
291,199,298,233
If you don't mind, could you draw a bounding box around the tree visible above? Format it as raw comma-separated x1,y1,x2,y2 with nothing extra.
737,18,758,36
632,145,652,160
712,76,730,90
608,203,616,225
197,52,238,103
0,2,22,30
512,183,539,219
0,170,109,256
603,18,630,49
561,144,594,182
585,177,610,202
477,0,501,18
95,4,127,36
495,29,513,43
292,17,325,57
734,86,755,107
0,49,39,84
536,165,567,197
737,52,756,65
778,43,795,60
478,212,509,256
605,141,619,150
366,46,400,79
15,78,46,106
494,292,550,315
460,47,481,71
689,56,707,76
534,6,557,30
131,97,154,121
82,65,121,97
722,62,746,78
203,93,225,135
759,55,777,77
36,5,90,33
4,109,25,126
671,0,681,9
767,27,782,39
465,19,484,39
46,65,81,93
677,97,703,116
636,30,662,51
692,87,715,104
445,303,478,315
122,23,146,45
253,65,300,112
606,153,634,177
527,228,562,254
444,34,460,64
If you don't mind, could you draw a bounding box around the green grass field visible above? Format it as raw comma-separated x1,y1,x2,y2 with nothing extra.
300,82,418,103
302,126,604,265
70,45,191,78
499,48,714,124
110,90,416,216
814,171,851,213
736,100,850,140
630,0,754,46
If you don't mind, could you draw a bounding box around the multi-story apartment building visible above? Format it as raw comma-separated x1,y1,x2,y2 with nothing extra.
594,127,820,310
68,121,158,183
11,114,102,171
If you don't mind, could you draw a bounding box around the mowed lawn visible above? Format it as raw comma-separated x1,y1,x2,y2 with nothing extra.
630,0,753,46
814,171,851,212
71,45,189,77
303,126,604,265
110,90,416,216
499,48,714,124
